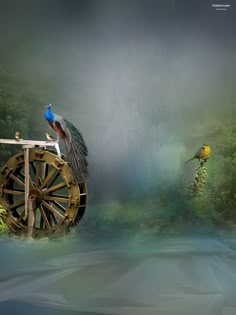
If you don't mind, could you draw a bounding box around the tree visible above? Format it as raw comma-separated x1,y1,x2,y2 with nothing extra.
205,123,236,223
0,74,45,165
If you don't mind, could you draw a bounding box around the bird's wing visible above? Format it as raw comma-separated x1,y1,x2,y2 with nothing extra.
185,146,204,164
54,115,88,183
193,147,203,159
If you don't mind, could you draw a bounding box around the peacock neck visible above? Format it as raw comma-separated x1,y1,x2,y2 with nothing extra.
45,109,54,123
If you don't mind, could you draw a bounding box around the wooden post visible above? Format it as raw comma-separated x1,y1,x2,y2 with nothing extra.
28,196,36,238
24,147,29,217
55,142,61,158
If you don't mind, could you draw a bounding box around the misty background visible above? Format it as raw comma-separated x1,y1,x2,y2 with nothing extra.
0,0,235,204
0,1,236,315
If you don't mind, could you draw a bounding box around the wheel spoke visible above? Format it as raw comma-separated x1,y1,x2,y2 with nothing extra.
41,163,49,181
48,172,60,187
28,175,35,190
3,189,25,196
31,161,42,187
44,182,67,193
39,168,56,190
43,195,69,203
42,200,64,219
50,212,58,224
51,193,68,199
30,161,36,174
16,209,25,224
41,162,46,180
39,205,51,229
19,171,34,190
18,171,25,180
52,200,66,213
36,161,42,187
9,199,25,210
9,174,25,188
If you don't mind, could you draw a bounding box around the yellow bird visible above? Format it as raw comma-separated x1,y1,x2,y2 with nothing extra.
185,144,210,164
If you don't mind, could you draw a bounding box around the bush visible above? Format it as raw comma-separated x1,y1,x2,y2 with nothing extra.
0,205,9,235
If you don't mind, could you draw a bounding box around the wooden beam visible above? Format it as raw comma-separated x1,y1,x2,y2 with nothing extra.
0,139,57,146
0,139,61,157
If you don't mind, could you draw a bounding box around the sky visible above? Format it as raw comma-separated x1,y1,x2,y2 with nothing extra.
0,0,235,201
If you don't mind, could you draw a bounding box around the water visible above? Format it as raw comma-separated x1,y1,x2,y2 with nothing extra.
1,230,236,315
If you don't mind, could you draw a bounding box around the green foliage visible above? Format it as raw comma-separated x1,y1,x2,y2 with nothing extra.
0,92,27,163
0,205,9,234
200,123,236,224
91,122,236,233
95,199,155,231
178,122,236,227
0,73,46,166
92,185,202,233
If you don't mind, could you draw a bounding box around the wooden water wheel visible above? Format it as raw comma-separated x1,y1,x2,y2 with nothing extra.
0,149,87,238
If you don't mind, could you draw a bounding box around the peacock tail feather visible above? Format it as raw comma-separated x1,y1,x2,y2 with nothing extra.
63,118,88,182
45,107,88,183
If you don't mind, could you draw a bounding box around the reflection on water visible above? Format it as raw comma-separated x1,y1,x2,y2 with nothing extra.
1,229,236,315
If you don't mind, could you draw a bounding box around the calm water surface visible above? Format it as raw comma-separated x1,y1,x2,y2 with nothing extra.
1,229,236,315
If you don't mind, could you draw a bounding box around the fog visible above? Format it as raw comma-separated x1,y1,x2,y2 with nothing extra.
1,231,236,315
0,0,235,200
0,2,236,314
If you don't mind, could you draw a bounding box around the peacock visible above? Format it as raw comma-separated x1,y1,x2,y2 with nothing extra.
44,104,88,183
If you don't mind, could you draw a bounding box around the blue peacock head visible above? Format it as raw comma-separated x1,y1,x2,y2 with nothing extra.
44,104,54,123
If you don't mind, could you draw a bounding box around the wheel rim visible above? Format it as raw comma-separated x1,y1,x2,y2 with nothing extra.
0,149,87,237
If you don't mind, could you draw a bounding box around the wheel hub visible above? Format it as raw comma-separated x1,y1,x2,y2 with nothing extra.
29,188,42,207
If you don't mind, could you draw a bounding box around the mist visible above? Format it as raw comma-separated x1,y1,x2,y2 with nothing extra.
0,0,235,201
0,2,236,315
1,231,236,315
